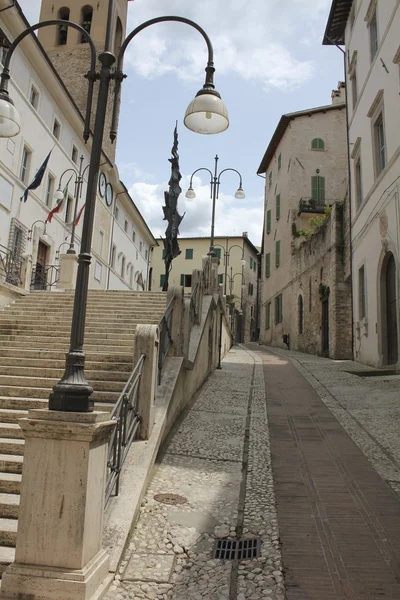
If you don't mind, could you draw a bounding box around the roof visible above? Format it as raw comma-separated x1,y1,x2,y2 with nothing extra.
156,235,260,256
323,0,354,45
257,103,346,175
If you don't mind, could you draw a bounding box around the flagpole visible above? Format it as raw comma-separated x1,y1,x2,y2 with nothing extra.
68,154,86,254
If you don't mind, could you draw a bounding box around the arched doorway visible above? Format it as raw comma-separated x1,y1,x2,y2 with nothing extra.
383,252,398,365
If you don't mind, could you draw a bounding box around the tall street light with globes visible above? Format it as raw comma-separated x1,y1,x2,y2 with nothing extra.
0,2,229,412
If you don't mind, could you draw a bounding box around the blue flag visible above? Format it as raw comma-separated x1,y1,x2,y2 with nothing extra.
21,150,52,203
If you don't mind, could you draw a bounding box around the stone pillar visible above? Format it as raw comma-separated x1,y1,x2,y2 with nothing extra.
134,324,159,440
191,269,203,325
58,253,78,290
21,254,32,291
167,285,184,357
182,298,191,359
0,410,115,600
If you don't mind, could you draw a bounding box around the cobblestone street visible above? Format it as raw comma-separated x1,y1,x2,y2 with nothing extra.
105,345,400,599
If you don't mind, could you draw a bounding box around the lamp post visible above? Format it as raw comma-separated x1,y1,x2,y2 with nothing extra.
27,219,47,242
185,156,245,256
0,4,228,412
55,154,89,255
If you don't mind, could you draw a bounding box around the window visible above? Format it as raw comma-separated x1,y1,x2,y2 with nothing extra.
162,248,167,259
180,274,192,287
275,294,283,324
265,253,271,278
111,244,116,268
145,249,148,260
29,86,39,110
45,174,55,207
52,118,61,140
71,145,78,164
265,303,271,329
80,5,93,43
218,274,223,284
369,8,378,62
185,248,193,259
373,112,386,176
298,295,303,335
215,248,221,259
275,240,280,268
124,220,128,233
65,195,73,223
254,260,257,272
351,69,358,109
355,156,363,208
120,255,126,278
19,146,31,183
57,7,70,45
276,194,281,220
266,210,271,234
268,172,272,188
250,257,253,269
311,176,325,205
278,153,282,170
98,230,104,256
311,138,325,151
359,265,366,319
248,283,254,296
115,206,119,221
132,229,136,243
139,241,143,252
160,274,166,288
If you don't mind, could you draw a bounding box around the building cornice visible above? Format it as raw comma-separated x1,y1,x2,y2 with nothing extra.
323,0,354,46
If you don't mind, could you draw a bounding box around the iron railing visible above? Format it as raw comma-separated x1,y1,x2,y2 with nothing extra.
105,353,145,505
30,264,60,290
158,297,174,383
0,244,22,287
298,197,329,214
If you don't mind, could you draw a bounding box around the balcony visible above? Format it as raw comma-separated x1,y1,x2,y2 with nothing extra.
298,197,327,215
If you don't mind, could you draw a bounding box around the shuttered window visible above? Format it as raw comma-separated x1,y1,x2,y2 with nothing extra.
275,241,280,268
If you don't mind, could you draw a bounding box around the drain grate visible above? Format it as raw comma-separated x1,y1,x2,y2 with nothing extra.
213,538,261,560
153,493,187,506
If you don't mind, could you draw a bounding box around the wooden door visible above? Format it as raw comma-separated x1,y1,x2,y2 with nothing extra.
386,254,398,365
33,241,48,290
321,298,329,357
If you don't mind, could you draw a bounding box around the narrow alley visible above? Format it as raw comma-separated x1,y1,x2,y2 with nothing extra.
106,345,400,600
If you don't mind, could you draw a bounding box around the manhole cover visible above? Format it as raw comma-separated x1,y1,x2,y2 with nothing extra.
213,538,261,560
153,493,188,505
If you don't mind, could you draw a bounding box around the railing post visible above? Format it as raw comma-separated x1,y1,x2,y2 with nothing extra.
167,285,184,356
133,325,159,440
192,269,203,324
182,298,191,359
202,255,219,294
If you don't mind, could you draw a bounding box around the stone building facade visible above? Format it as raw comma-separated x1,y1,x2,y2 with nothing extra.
258,84,352,359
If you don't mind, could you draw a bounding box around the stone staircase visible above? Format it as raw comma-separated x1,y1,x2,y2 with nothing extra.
0,289,167,574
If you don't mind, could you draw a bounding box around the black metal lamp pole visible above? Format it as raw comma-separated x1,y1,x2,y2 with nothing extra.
0,2,227,411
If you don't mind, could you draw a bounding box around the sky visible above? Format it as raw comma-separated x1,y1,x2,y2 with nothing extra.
19,0,344,248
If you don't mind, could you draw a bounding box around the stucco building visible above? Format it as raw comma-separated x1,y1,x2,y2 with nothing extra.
0,0,155,298
258,84,352,359
324,0,400,367
151,234,260,342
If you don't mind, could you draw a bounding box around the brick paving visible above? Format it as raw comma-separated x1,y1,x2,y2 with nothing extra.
257,347,400,600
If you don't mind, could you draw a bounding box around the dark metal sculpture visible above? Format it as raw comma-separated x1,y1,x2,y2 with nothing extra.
162,123,184,291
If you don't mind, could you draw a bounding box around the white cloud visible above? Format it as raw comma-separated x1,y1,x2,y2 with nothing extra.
129,174,263,246
124,0,332,91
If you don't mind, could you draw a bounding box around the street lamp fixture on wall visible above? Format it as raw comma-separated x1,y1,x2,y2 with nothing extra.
185,156,245,257
0,3,228,412
27,219,47,242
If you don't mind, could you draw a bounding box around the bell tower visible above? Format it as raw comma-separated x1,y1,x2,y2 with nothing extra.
38,1,128,160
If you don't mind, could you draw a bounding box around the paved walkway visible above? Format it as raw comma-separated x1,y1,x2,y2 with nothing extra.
105,344,400,600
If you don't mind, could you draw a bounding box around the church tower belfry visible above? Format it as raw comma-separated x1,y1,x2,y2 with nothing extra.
38,1,128,159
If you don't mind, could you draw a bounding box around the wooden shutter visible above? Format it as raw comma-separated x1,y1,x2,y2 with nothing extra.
267,210,271,233
275,241,280,267
276,195,280,220
265,253,270,278
180,274,184,286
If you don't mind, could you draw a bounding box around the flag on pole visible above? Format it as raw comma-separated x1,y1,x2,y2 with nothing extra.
46,175,72,223
74,202,86,226
21,150,52,202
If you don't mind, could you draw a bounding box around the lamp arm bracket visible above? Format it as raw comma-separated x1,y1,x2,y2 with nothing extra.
217,168,243,185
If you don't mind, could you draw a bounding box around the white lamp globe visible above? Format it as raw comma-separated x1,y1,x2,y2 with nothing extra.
184,91,229,135
235,187,245,200
54,189,64,202
185,187,196,199
0,95,20,138
240,258,246,266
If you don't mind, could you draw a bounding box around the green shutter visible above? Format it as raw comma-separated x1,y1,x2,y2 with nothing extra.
215,248,221,259
265,253,270,278
278,153,282,170
319,176,325,202
276,195,280,220
218,274,223,284
250,257,253,269
311,176,325,204
275,240,280,267
160,274,165,287
269,172,272,187
162,249,167,259
311,138,325,151
266,303,270,329
185,248,193,259
266,210,271,234
180,274,184,286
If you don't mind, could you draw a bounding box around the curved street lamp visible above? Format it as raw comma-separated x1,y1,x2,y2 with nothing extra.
185,155,245,257
0,3,229,412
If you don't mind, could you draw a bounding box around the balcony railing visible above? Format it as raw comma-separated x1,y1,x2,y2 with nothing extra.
0,244,22,287
30,264,60,291
298,197,327,215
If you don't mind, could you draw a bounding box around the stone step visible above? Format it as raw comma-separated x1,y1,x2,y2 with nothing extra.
0,517,17,547
0,366,131,382
0,545,14,574
0,397,114,414
0,494,19,519
0,316,150,327
0,376,125,394
0,334,134,346
0,349,133,363
0,386,120,403
0,423,22,441
0,357,132,371
0,341,133,353
0,439,24,457
0,323,140,335
0,455,23,475
0,329,137,341
0,473,21,495
0,409,26,424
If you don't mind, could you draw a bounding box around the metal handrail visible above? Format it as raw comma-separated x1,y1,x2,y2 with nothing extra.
0,243,22,287
105,353,145,505
158,297,174,383
30,264,60,290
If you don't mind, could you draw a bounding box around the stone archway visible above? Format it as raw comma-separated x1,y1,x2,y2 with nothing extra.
381,252,398,365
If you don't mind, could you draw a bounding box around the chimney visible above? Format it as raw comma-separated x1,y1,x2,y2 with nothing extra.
331,81,346,105
242,231,248,238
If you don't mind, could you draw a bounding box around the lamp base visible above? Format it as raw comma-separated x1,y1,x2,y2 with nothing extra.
49,351,94,412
